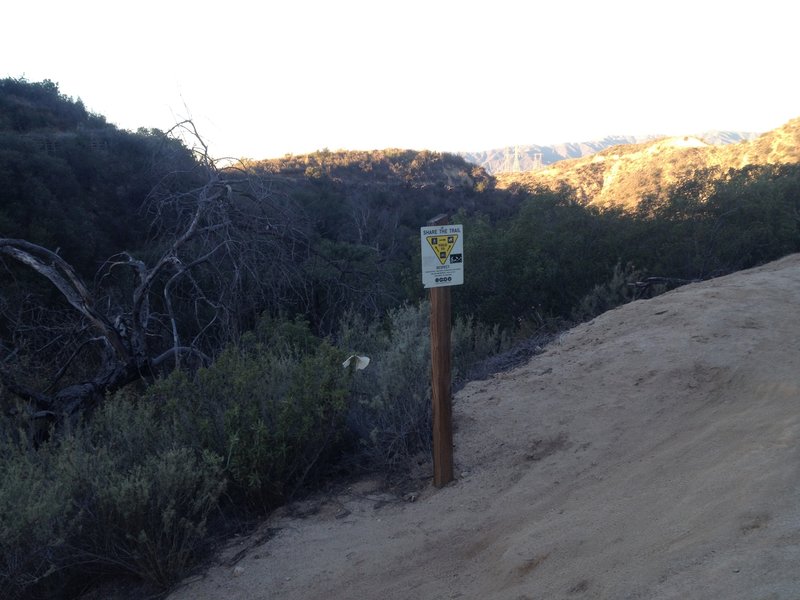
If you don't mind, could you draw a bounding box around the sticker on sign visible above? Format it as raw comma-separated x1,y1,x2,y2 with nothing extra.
420,224,463,288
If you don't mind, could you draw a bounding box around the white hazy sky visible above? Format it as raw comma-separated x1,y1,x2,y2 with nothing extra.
3,0,798,160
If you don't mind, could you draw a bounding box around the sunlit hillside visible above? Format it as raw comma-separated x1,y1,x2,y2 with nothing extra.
459,131,759,175
497,117,800,210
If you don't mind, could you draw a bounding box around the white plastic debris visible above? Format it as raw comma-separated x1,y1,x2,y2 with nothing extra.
342,354,370,370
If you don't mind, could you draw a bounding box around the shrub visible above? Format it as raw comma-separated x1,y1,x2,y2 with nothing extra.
342,303,433,472
0,434,77,600
571,262,642,322
0,397,225,597
0,309,507,597
451,314,509,386
341,302,508,473
65,411,225,589
149,315,352,511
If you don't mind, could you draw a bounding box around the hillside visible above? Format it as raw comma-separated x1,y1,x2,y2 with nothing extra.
249,148,492,191
168,253,800,600
0,78,200,275
497,117,800,210
459,135,656,174
460,131,759,175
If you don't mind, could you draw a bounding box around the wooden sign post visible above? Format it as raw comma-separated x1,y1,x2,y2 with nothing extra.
420,215,463,487
430,282,453,486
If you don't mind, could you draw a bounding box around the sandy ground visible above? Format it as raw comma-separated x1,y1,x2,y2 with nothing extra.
168,254,800,600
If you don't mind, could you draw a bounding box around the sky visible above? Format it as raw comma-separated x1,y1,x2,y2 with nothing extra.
3,0,799,160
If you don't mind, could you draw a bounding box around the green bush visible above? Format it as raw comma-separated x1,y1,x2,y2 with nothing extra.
0,434,77,600
0,309,507,597
149,315,352,510
65,419,225,589
451,314,509,385
0,397,225,597
341,303,433,472
571,262,642,322
340,302,508,473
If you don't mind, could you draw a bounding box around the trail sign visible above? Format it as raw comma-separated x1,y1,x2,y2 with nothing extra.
421,224,463,288
423,215,457,488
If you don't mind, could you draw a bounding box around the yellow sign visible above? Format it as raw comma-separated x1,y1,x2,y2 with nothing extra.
426,234,458,265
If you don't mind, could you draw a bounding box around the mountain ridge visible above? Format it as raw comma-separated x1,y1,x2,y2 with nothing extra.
459,131,760,175
494,117,800,210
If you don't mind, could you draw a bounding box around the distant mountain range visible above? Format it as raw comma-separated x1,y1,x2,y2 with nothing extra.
494,117,800,211
460,131,761,174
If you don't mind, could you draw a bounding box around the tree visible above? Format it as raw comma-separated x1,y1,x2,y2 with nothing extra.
0,122,321,422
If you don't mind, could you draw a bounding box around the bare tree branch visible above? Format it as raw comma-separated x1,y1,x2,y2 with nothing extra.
0,239,129,359
0,120,393,420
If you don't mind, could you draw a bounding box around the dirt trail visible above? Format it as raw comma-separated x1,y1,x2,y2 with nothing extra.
169,254,800,600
